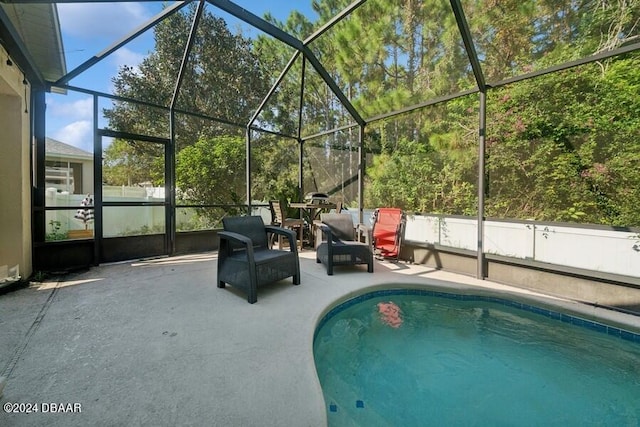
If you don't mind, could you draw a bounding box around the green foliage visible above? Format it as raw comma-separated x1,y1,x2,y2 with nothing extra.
366,145,434,212
101,0,640,230
358,0,639,225
364,95,479,214
31,271,48,282
486,55,640,225
106,4,269,132
103,139,164,186
46,220,68,241
104,4,269,191
117,224,165,237
176,135,246,208
251,136,300,204
176,208,221,231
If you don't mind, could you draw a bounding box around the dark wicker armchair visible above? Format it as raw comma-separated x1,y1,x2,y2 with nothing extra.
217,216,300,304
315,213,373,275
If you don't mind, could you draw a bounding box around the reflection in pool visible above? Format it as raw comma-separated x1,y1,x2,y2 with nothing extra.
313,289,640,426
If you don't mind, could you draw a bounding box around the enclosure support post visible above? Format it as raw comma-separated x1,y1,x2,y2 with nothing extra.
167,110,176,255
92,94,102,264
451,0,487,280
32,89,46,243
246,127,252,213
358,124,365,224
477,90,487,279
299,139,304,204
167,1,203,245
297,57,306,204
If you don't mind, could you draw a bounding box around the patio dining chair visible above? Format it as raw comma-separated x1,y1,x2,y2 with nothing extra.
269,200,304,250
315,213,373,275
217,216,300,304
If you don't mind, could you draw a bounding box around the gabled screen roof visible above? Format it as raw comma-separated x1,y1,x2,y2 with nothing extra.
2,0,638,134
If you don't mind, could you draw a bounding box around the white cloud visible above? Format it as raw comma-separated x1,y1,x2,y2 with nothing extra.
53,121,93,152
47,96,93,120
111,47,146,73
58,3,152,40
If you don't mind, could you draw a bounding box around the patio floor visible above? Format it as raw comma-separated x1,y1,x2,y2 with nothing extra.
1,250,639,426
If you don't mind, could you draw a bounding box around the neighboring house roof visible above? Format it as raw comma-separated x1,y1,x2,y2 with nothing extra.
1,3,66,84
46,138,92,161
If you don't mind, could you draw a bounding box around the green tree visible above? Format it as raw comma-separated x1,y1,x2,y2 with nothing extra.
176,135,246,221
106,4,269,136
250,135,301,205
365,97,478,214
104,4,270,199
101,0,640,229
486,54,640,225
103,139,163,186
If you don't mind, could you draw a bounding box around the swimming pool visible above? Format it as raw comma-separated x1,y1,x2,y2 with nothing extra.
313,288,640,426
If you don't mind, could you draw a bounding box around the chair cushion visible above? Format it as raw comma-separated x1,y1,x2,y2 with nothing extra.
321,213,355,241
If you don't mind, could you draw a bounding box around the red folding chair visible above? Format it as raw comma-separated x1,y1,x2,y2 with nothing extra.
371,208,405,261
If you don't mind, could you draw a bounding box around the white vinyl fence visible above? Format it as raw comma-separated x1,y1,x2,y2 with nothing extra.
45,187,166,238
403,214,640,278
44,191,640,278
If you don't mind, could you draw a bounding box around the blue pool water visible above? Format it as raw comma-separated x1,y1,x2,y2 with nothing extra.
313,289,640,426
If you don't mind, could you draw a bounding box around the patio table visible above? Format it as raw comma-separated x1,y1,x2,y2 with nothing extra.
290,202,337,247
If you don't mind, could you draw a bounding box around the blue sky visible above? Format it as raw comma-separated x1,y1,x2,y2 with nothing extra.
47,0,317,152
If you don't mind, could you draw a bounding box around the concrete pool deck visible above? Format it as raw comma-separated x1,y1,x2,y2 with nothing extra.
1,251,639,426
